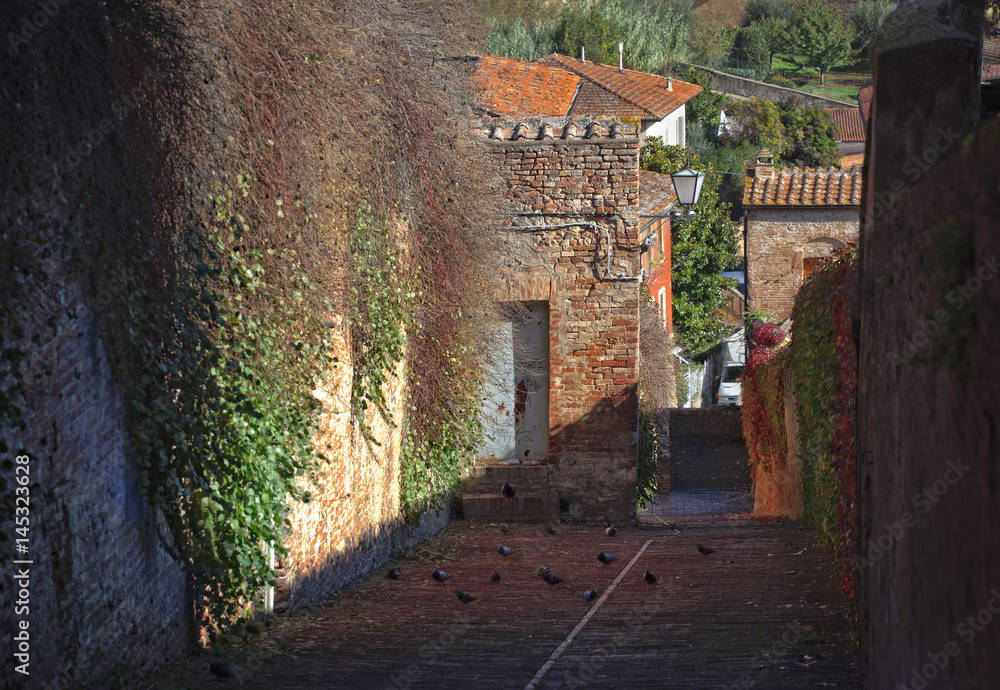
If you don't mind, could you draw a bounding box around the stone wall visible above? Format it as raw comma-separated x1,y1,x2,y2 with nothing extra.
673,62,856,108
485,122,641,524
856,3,998,681
0,203,192,686
746,208,859,320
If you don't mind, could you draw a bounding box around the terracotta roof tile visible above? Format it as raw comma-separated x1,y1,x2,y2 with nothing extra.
743,167,863,207
537,54,702,120
467,55,580,118
637,171,677,216
475,120,639,141
824,107,865,142
984,63,1000,82
984,37,1000,63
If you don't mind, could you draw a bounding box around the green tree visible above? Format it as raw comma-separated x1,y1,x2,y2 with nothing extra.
485,17,559,61
732,18,788,78
640,138,741,353
719,96,786,154
848,0,897,56
681,67,729,137
785,0,856,84
775,99,840,167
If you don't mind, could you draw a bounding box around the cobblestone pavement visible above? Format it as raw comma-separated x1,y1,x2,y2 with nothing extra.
642,490,754,518
148,517,859,689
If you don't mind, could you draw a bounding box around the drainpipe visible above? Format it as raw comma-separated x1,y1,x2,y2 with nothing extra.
618,43,623,72
581,45,585,63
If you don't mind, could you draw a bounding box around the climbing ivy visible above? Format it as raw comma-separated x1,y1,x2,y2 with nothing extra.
788,245,857,605
95,170,330,638
348,207,415,441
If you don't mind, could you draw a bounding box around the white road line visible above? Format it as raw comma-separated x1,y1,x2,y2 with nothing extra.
523,538,658,690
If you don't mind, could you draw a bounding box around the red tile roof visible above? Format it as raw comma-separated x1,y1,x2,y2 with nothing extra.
825,107,865,142
467,55,580,118
744,167,863,207
637,171,677,216
839,153,864,170
984,37,1000,63
984,63,1000,82
537,54,702,120
858,85,873,130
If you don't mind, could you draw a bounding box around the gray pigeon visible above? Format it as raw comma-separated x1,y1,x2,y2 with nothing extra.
543,571,565,587
697,544,716,556
432,568,454,583
456,589,476,606
205,661,237,679
497,544,515,557
502,482,516,499
489,570,501,584
577,588,598,602
643,570,657,587
536,565,550,577
499,522,511,534
548,524,558,535
606,525,617,537
598,551,618,566
386,567,402,580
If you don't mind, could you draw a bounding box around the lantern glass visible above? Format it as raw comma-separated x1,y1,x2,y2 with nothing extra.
671,167,706,207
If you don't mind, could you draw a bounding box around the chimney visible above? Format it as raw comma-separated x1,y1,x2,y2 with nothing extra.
618,43,623,72
581,45,585,63
667,77,673,91
753,149,775,179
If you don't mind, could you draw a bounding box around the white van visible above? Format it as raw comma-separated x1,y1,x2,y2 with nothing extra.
717,361,744,406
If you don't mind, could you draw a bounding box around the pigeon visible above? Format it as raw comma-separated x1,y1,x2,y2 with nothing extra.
536,565,550,577
432,568,454,583
501,482,516,499
543,571,565,587
455,589,476,606
598,551,618,566
489,570,501,584
642,570,658,587
605,525,617,537
577,588,599,602
497,544,515,557
548,524,558,535
697,544,716,556
205,661,237,679
386,567,402,580
499,522,511,534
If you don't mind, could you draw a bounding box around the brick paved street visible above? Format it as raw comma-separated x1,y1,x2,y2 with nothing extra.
149,515,858,689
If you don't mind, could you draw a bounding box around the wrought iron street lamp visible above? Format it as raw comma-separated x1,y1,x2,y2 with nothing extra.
670,166,706,219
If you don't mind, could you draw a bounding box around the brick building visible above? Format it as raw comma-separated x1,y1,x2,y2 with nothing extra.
743,150,862,320
637,170,677,332
466,53,701,146
471,120,642,524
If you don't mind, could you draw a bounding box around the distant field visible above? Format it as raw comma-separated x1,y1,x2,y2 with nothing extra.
770,56,870,105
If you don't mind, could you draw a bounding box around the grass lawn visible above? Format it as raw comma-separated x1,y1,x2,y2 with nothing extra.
769,55,870,105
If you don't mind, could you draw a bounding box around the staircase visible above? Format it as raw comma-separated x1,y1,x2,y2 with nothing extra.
461,462,561,523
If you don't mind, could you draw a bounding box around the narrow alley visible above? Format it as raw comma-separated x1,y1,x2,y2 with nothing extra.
149,410,858,689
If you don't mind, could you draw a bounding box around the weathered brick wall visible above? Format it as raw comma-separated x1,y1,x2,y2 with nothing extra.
856,77,999,690
279,315,448,613
486,122,641,524
746,208,859,320
0,205,192,686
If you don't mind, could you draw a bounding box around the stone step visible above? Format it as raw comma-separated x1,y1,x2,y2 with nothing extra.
461,492,561,523
463,463,550,494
